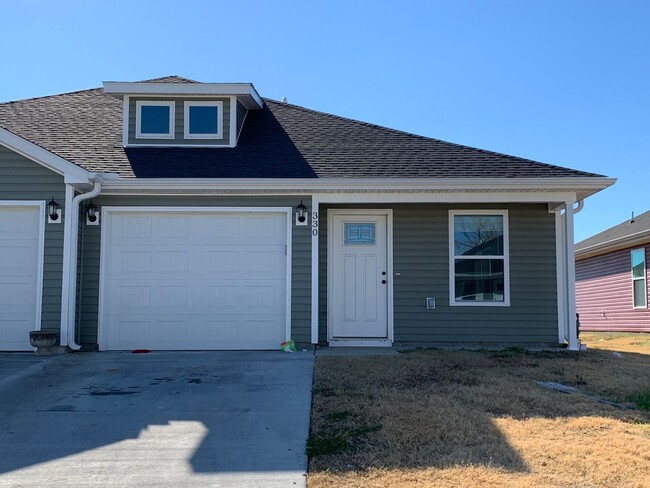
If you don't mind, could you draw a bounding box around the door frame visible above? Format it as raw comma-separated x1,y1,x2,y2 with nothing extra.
327,208,394,346
97,206,293,350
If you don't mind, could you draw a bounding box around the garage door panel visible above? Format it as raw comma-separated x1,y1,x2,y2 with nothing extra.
102,211,289,351
0,205,41,351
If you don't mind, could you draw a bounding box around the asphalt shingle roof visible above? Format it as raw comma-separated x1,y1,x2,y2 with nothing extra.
575,210,650,251
0,76,605,179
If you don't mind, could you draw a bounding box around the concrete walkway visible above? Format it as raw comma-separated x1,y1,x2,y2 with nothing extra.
0,351,314,487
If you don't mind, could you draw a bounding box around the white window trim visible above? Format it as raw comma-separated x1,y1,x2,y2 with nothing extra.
632,247,647,309
449,209,510,307
135,101,175,139
184,101,223,140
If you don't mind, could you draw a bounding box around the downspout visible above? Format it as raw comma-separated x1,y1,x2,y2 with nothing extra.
66,180,102,350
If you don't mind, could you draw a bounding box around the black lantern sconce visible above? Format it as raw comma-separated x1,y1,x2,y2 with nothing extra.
47,197,61,223
86,201,99,225
295,200,308,226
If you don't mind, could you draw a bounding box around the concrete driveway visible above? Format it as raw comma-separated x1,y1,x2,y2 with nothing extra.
0,351,314,487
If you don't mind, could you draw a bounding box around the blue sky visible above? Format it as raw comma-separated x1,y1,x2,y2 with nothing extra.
1,0,648,242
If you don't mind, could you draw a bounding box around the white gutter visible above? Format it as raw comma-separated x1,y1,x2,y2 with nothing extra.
99,176,616,193
65,180,102,350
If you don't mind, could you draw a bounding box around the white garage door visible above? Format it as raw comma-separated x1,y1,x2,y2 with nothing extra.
100,209,290,350
0,204,43,351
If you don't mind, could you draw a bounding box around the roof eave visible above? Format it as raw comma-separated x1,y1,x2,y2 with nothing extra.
575,229,650,260
102,82,263,109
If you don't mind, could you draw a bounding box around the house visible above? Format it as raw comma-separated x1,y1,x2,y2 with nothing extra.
575,211,650,332
0,76,615,352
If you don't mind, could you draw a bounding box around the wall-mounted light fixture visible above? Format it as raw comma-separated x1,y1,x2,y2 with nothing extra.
86,201,99,225
295,200,308,226
47,197,61,223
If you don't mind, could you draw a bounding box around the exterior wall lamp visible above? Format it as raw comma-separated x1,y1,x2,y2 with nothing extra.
47,197,61,223
86,201,99,225
296,200,308,226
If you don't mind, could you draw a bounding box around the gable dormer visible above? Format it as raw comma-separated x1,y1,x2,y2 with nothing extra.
103,78,262,148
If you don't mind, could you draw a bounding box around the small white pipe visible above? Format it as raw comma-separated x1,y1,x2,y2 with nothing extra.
66,180,102,350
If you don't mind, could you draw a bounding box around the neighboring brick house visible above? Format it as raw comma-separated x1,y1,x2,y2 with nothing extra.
0,76,615,352
575,211,650,332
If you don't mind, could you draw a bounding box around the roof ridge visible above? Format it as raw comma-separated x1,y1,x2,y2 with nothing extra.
263,98,602,177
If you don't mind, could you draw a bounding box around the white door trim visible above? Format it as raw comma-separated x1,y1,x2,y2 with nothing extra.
0,201,46,336
327,209,394,345
97,206,293,350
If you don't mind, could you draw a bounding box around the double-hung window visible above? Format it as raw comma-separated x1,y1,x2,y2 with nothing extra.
184,101,223,139
449,210,510,306
631,248,647,309
135,101,175,139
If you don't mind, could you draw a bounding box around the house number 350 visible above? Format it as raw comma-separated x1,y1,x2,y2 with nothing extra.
312,211,319,236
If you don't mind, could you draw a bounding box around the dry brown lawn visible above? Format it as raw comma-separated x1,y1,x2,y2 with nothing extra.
308,334,650,488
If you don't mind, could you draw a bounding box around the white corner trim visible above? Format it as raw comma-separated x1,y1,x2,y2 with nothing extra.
135,100,175,139
183,100,224,140
122,96,129,147
229,96,237,147
0,128,90,184
310,194,320,344
555,210,567,343
448,209,511,307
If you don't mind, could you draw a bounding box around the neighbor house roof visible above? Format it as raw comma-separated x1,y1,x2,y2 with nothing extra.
575,210,650,259
0,76,606,180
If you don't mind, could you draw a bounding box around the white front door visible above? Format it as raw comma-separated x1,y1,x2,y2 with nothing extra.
329,212,389,339
0,204,44,351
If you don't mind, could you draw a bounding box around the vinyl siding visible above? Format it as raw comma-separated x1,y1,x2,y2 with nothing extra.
576,245,650,332
77,196,310,346
319,203,558,345
236,101,247,139
128,97,231,146
0,145,66,334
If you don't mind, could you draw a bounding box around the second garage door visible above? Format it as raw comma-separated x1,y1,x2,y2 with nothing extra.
100,209,289,350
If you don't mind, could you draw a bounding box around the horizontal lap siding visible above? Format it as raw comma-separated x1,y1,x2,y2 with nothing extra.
236,101,247,138
77,196,310,346
319,203,558,345
0,145,65,333
576,245,650,332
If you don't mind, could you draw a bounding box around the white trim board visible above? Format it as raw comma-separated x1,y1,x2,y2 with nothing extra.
97,206,293,350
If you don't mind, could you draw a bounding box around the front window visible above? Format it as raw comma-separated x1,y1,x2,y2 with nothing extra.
184,101,223,139
632,248,647,308
135,101,174,139
449,211,509,306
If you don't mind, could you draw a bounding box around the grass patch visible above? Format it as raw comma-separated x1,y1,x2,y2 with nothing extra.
308,335,650,488
629,390,650,410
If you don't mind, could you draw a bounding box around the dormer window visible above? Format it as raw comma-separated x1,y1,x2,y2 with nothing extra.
135,101,175,139
184,101,223,139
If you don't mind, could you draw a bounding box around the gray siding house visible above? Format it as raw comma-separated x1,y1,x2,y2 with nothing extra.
0,76,614,352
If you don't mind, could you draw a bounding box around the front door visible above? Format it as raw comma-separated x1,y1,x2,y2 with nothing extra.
329,212,389,339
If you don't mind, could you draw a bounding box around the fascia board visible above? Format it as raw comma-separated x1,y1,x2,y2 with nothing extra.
0,128,90,184
103,82,263,108
575,230,650,260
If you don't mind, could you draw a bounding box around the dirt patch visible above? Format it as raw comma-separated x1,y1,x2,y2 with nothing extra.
308,337,650,487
